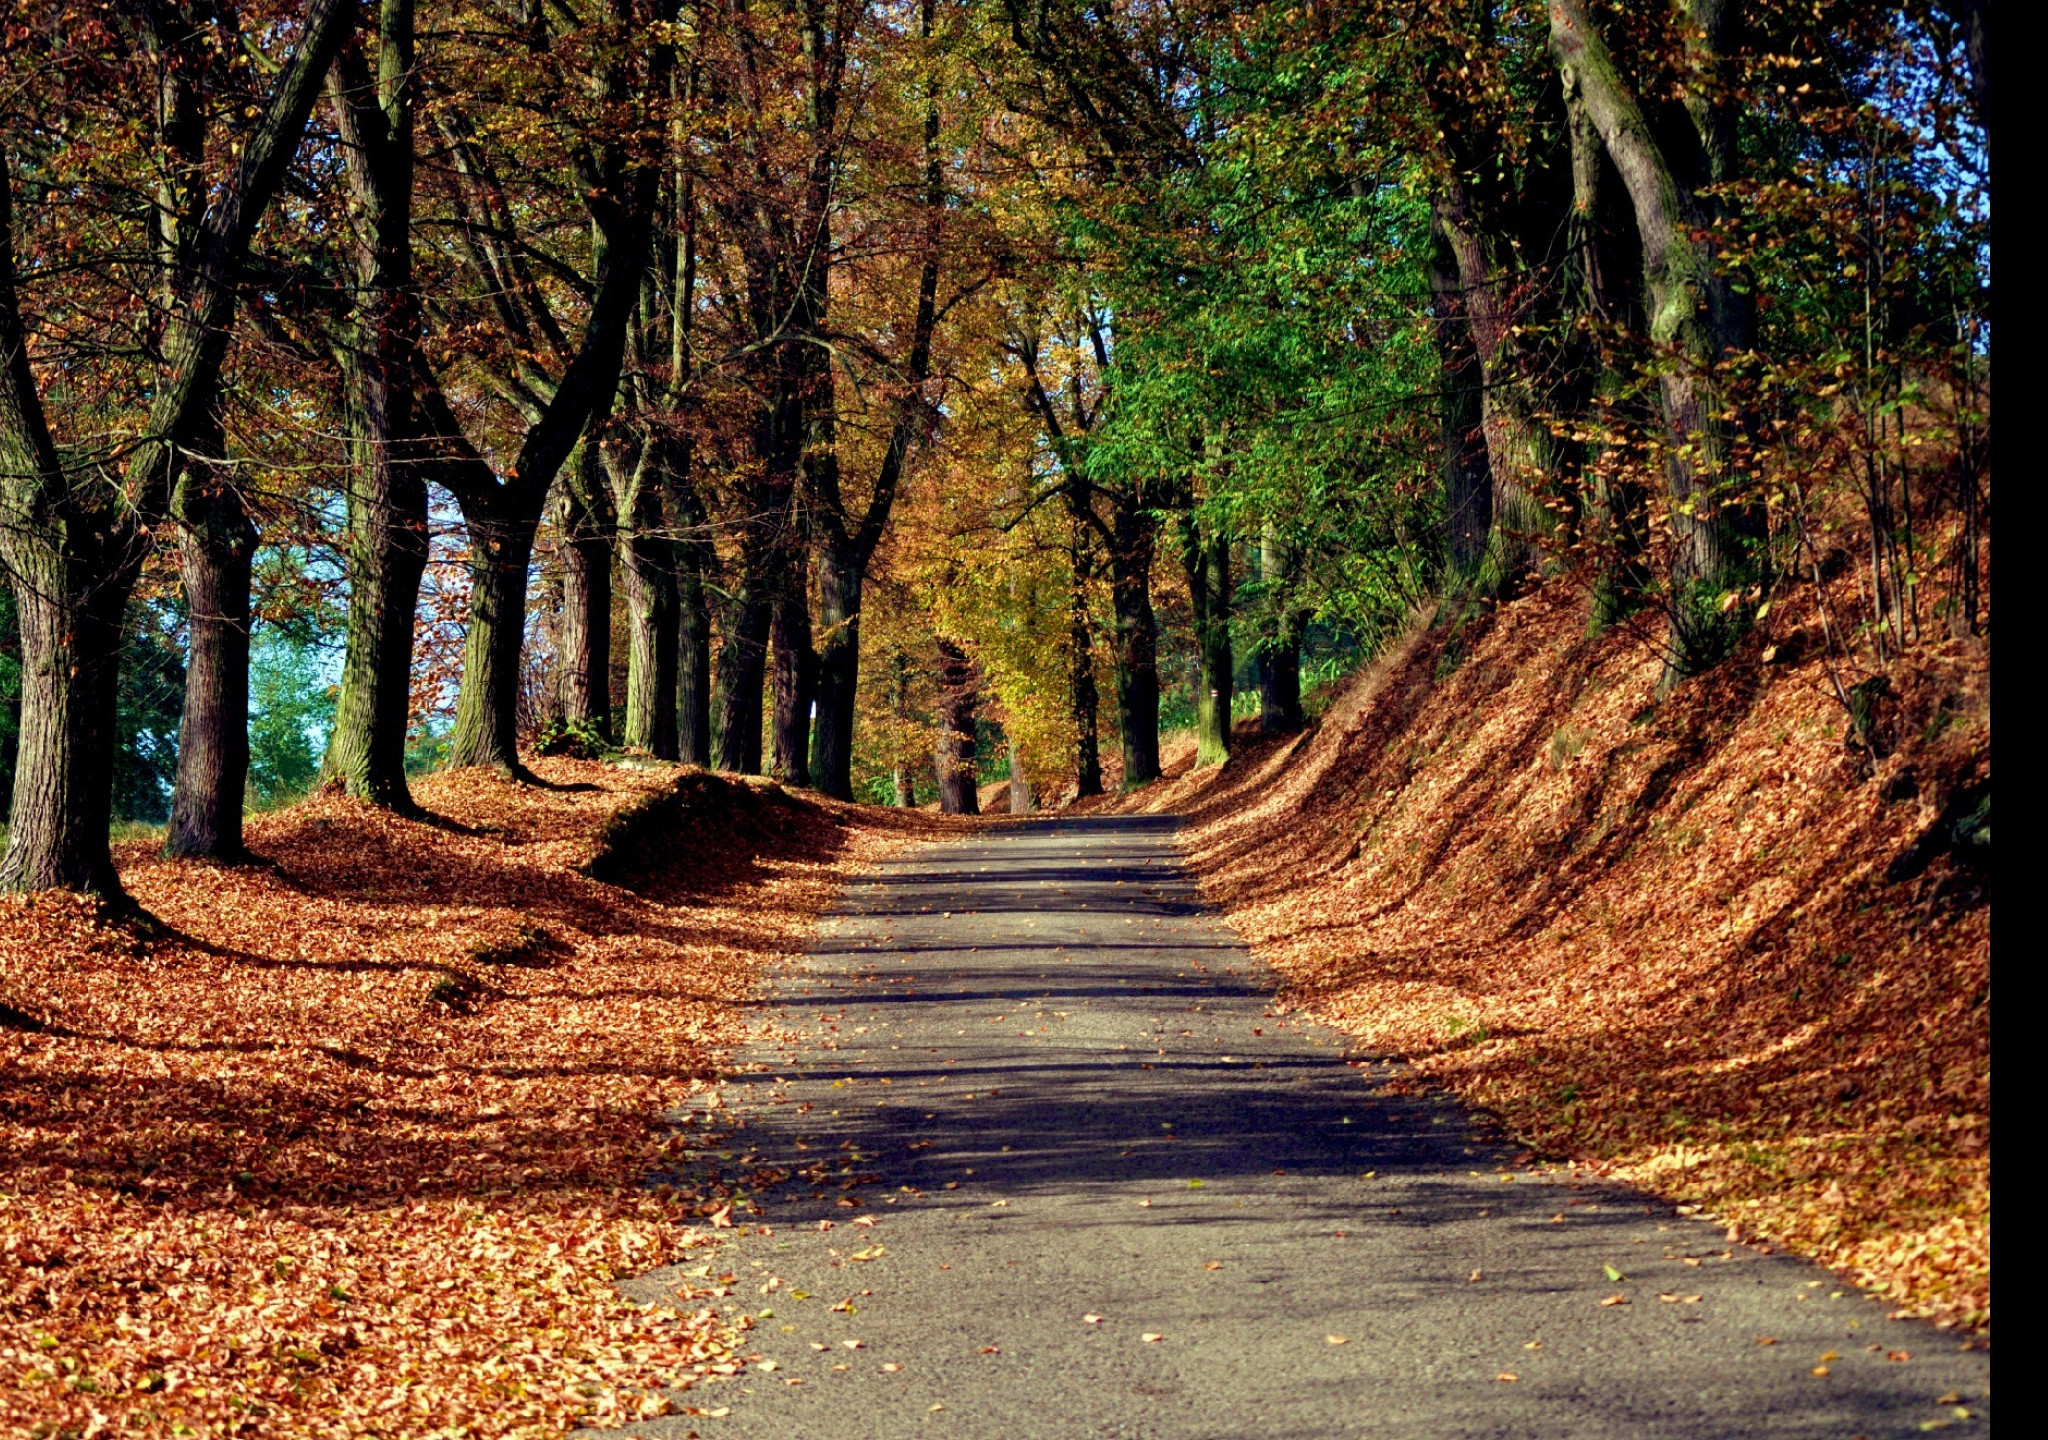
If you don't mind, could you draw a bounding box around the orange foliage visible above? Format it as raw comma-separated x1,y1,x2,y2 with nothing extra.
1123,582,1990,1331
0,761,921,1436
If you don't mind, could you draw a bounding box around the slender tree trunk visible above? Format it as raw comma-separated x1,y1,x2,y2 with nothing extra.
447,507,538,772
674,475,713,764
890,647,915,806
556,439,614,737
1181,512,1233,767
612,445,678,757
323,0,428,809
0,558,130,895
1427,218,1492,574
770,576,814,786
1069,538,1103,799
811,542,862,798
1257,524,1306,733
1008,736,1036,813
933,636,978,814
712,583,769,773
1107,504,1160,789
166,455,256,859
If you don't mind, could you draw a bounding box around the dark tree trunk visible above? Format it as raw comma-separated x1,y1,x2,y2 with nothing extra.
446,507,538,772
933,637,978,815
1427,217,1492,574
0,561,129,895
323,0,427,809
674,477,714,765
611,444,677,758
769,577,814,786
810,544,861,799
1256,525,1306,733
166,458,256,859
1181,512,1232,768
890,647,916,806
712,583,770,773
1107,504,1160,789
1068,539,1103,799
556,440,614,737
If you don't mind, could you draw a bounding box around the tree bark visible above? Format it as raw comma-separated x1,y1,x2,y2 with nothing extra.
555,439,615,738
447,505,539,772
1107,503,1160,788
933,637,978,814
674,473,713,764
613,442,678,758
769,573,814,786
323,0,430,810
1181,511,1232,767
1427,216,1492,574
165,454,256,859
1256,524,1306,733
0,558,128,895
712,582,770,773
810,542,862,797
1550,0,1757,658
1069,532,1104,799
1008,736,1036,813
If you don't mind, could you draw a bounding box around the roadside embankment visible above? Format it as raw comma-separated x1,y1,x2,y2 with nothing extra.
1123,583,1990,1331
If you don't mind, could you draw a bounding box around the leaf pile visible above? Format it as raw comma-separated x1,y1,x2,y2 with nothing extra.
0,759,911,1436
1126,582,1990,1331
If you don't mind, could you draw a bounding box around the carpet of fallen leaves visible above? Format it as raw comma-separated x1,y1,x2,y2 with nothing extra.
1124,582,1990,1332
0,759,921,1438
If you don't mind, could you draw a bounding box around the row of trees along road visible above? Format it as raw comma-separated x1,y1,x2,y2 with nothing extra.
0,0,1989,895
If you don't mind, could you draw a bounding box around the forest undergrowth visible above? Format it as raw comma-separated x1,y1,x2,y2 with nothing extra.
1117,583,1990,1334
0,760,925,1438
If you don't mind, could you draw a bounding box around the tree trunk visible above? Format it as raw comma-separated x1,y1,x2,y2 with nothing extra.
890,647,916,806
0,559,129,896
770,578,814,786
165,460,256,859
1257,525,1306,733
933,636,978,815
810,541,861,799
712,583,769,773
1068,541,1103,799
1008,736,1036,813
1108,504,1161,789
1549,0,1757,660
447,507,538,773
322,0,429,810
1181,512,1232,768
556,439,614,737
675,486,713,765
613,444,678,758
1427,215,1492,574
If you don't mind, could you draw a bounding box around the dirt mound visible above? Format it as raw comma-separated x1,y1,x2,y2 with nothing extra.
1120,583,1990,1331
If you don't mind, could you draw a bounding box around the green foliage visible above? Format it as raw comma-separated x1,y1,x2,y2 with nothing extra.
531,717,607,761
112,601,187,825
247,627,334,808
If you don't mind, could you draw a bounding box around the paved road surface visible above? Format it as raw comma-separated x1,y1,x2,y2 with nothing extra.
621,817,1989,1438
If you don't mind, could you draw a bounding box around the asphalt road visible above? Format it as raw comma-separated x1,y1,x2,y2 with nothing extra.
621,815,1990,1439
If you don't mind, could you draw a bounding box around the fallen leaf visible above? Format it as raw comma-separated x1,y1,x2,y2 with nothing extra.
1083,1314,1103,1324
1602,1264,1625,1282
882,1362,901,1372
1599,1294,1629,1306
1326,1335,1347,1346
979,1346,999,1354
1497,1372,1519,1383
1141,1333,1163,1343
